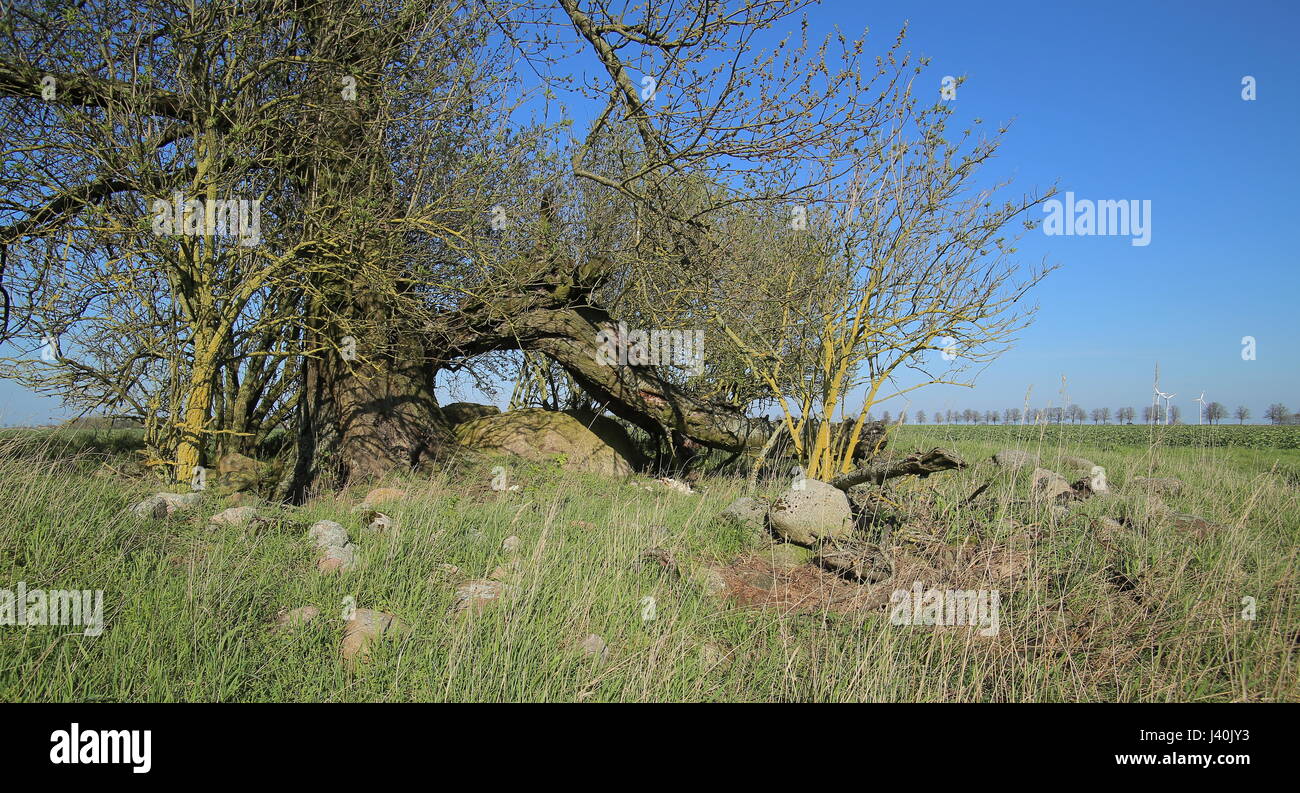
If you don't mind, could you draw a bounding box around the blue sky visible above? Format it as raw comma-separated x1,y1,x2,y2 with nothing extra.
2,0,1297,425
853,0,1300,420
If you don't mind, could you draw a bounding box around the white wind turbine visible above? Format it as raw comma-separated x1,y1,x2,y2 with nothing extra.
1158,389,1176,425
1151,364,1165,425
1194,392,1207,425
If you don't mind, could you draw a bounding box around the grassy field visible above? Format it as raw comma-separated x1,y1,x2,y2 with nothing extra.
0,425,1296,702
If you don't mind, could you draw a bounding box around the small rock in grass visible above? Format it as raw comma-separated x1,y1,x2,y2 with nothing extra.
272,605,320,633
579,633,608,661
208,506,260,529
367,512,395,532
317,542,357,574
307,520,349,549
361,487,406,507
132,491,203,519
1031,468,1073,501
450,579,508,615
718,496,768,535
501,535,520,553
341,609,402,666
768,479,853,545
688,565,728,596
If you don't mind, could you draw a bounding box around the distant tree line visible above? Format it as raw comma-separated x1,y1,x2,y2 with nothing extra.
897,402,1296,425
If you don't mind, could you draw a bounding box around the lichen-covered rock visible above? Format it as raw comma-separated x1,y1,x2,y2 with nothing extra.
307,520,349,549
441,402,501,425
763,543,815,569
454,408,638,477
768,479,853,545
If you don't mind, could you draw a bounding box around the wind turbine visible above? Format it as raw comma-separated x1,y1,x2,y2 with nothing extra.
1151,364,1163,425
1158,390,1176,425
1194,392,1207,425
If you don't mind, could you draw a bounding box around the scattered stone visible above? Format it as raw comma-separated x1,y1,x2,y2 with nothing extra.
1130,476,1184,497
763,543,815,569
768,479,853,545
131,491,203,519
698,642,732,671
361,487,406,508
741,570,776,590
454,408,640,477
207,506,260,529
341,609,402,667
272,605,320,633
1031,467,1073,501
718,496,767,534
1168,513,1224,539
579,633,609,661
688,565,728,596
501,535,520,553
130,495,168,520
215,452,268,493
307,520,349,549
366,512,395,532
654,477,695,495
317,543,357,574
450,579,508,615
634,547,679,578
488,560,522,584
1059,455,1096,471
815,542,890,583
992,449,1039,470
308,520,356,574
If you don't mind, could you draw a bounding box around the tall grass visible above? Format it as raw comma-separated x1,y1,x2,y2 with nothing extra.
0,428,1295,702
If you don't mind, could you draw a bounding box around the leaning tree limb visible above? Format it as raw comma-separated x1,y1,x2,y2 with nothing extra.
828,447,967,491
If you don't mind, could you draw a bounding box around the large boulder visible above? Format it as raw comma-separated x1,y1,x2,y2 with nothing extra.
213,452,278,494
767,479,853,545
563,409,650,471
441,402,501,425
454,408,638,477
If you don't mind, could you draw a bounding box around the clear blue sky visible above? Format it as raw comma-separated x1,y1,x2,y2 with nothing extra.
853,0,1300,420
2,0,1296,425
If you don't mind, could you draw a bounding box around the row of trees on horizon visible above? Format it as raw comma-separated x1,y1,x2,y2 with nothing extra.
870,403,1298,426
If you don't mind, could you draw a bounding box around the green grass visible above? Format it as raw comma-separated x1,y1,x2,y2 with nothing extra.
0,427,1295,702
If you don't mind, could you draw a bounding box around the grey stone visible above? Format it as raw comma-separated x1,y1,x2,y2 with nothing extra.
1032,467,1073,501
307,520,349,549
719,496,768,534
768,479,853,545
